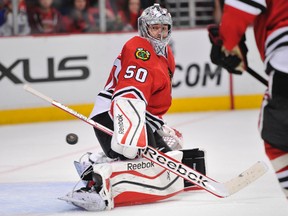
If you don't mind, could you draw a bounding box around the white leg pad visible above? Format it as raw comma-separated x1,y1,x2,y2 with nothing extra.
110,150,184,206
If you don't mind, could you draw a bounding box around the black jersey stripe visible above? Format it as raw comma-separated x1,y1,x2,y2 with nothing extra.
267,31,288,49
146,118,162,131
273,42,288,51
98,90,113,100
146,112,165,126
98,92,112,99
107,89,114,94
267,41,288,57
238,0,266,13
146,116,164,131
279,175,288,183
112,88,146,102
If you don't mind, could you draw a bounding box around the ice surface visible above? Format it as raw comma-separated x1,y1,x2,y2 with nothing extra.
0,109,287,216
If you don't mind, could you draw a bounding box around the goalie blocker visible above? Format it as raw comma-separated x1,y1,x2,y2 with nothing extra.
60,148,206,211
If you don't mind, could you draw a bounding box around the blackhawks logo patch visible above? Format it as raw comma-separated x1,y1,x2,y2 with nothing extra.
135,48,150,61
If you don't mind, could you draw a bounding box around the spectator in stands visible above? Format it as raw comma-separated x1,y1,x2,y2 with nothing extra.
26,0,72,15
89,0,123,32
140,0,156,9
62,0,98,33
118,0,142,31
0,0,8,26
28,0,63,34
50,0,71,15
0,0,30,36
25,0,40,8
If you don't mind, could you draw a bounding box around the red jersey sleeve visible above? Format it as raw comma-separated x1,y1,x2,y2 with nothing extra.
220,4,256,50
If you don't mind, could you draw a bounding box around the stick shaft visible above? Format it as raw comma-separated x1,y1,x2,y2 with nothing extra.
246,67,268,87
24,84,113,135
24,84,53,103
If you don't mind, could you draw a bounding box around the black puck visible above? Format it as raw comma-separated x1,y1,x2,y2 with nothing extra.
66,133,78,145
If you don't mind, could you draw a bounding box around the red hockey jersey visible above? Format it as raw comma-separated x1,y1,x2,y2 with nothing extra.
91,36,175,131
220,0,288,62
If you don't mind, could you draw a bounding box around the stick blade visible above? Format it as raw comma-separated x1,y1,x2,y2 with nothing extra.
223,161,268,197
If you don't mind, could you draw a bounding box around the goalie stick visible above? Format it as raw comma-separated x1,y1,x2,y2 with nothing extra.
23,84,268,198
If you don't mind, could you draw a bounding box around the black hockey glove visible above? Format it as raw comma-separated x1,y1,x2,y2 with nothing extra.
207,24,248,75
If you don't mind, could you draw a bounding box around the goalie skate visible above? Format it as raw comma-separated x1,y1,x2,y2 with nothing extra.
60,163,114,211
59,187,106,211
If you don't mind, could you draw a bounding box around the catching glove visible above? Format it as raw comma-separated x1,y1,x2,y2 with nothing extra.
157,124,183,150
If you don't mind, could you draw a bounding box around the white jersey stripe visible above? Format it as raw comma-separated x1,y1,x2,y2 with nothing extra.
113,58,121,82
265,27,288,61
277,170,288,179
280,181,288,188
112,86,147,104
225,0,264,15
105,58,121,90
271,153,288,172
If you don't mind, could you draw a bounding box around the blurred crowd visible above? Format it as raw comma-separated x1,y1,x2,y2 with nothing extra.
0,0,154,36
0,0,219,37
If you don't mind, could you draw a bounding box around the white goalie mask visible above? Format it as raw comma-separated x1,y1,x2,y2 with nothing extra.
138,3,172,56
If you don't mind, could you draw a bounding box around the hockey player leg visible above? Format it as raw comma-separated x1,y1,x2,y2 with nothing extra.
61,150,184,210
264,142,288,198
